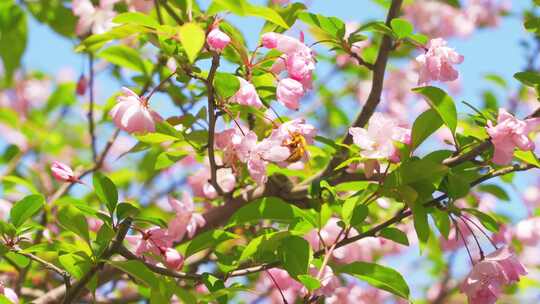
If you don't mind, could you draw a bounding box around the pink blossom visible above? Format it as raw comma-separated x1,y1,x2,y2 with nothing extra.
207,28,231,52
87,218,104,232
0,199,12,220
167,193,206,241
244,135,290,185
259,268,303,303
125,0,154,12
276,78,305,110
0,123,28,151
230,77,263,108
164,247,184,270
188,166,236,199
327,284,391,304
0,283,18,304
261,32,310,55
461,246,527,304
486,108,540,165
466,0,510,27
515,217,540,246
286,50,316,82
349,112,411,161
51,161,78,183
416,38,464,85
109,87,162,134
126,226,173,257
404,1,475,38
272,0,290,5
72,0,118,35
524,185,540,208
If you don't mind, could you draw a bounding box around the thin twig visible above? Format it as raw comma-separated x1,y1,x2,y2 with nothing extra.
88,53,97,163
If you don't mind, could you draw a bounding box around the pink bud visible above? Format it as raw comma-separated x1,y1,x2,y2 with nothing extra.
261,32,279,49
276,78,305,110
76,75,87,96
0,283,18,304
51,161,77,183
207,28,231,52
164,248,184,270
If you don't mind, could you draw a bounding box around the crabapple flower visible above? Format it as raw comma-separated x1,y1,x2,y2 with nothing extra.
404,1,474,38
230,77,263,108
167,193,206,241
276,78,305,110
486,108,540,165
515,217,540,246
0,283,18,304
461,246,527,304
164,248,184,270
416,38,464,85
349,113,411,161
109,87,162,134
51,161,78,183
207,28,231,52
286,50,316,83
126,226,173,257
261,32,310,55
188,166,236,199
72,0,117,36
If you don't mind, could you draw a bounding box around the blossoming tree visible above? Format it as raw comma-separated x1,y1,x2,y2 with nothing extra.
0,0,539,303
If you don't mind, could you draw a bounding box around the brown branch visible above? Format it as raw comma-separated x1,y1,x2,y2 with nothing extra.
320,0,404,177
61,218,132,304
12,249,70,287
88,53,97,163
206,54,225,196
116,245,203,281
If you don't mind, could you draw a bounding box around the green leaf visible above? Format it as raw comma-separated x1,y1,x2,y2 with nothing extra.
0,3,27,83
431,209,451,239
515,150,540,167
412,203,430,243
390,18,414,39
279,235,311,277
446,171,471,199
208,0,289,29
2,175,39,194
58,205,90,243
484,73,508,88
59,253,90,279
411,109,443,150
358,21,395,38
136,132,178,144
10,194,44,228
463,208,499,232
338,262,410,299
184,230,238,258
26,0,76,37
45,83,77,112
384,159,448,188
155,151,188,170
178,22,206,63
342,198,368,226
98,45,151,74
108,260,158,289
116,202,140,221
113,12,159,28
297,274,321,291
477,184,510,201
93,172,118,215
298,12,345,39
514,71,540,87
227,197,316,228
214,73,240,99
412,86,458,134
379,227,409,246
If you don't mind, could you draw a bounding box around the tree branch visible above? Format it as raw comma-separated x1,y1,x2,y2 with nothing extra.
62,218,132,304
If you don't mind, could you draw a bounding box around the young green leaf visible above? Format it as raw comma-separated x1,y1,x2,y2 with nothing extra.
390,18,414,39
411,109,443,150
412,86,458,134
178,22,206,63
10,194,44,228
338,262,410,299
58,205,90,243
379,227,409,246
279,235,311,277
93,172,118,215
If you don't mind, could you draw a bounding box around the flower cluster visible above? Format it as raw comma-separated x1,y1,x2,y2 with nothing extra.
416,38,464,85
261,32,316,110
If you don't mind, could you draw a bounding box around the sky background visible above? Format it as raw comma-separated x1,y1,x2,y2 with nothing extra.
20,0,539,301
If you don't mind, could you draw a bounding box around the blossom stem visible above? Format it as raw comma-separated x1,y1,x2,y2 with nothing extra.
145,71,177,102
265,270,289,304
461,214,498,250
458,215,485,260
87,53,97,163
451,215,476,265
